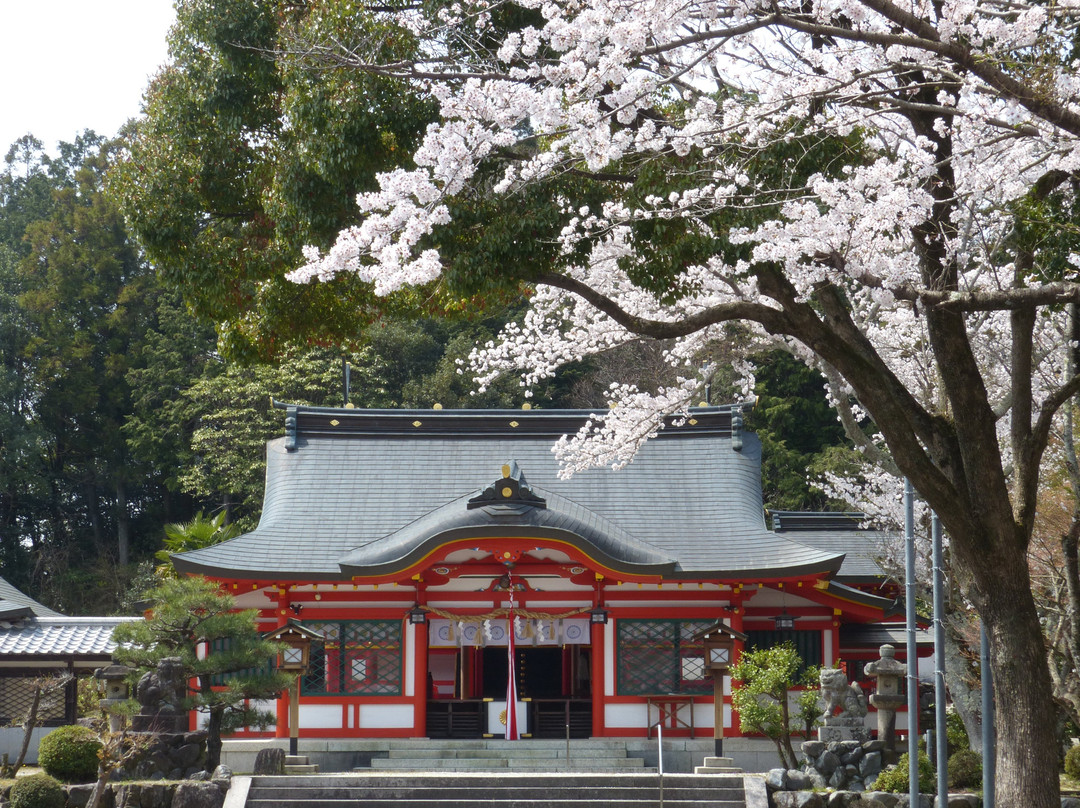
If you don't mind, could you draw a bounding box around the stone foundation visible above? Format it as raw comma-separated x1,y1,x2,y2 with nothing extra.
118,731,208,781
0,769,231,808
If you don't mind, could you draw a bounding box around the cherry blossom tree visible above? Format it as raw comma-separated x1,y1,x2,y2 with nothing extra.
282,0,1080,803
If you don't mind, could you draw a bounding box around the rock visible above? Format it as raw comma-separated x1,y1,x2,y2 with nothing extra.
894,795,933,808
187,770,210,781
863,793,900,808
766,768,788,791
211,765,232,787
140,784,168,808
774,791,827,808
817,751,841,776
828,792,862,808
803,741,826,758
828,768,848,790
115,784,141,808
253,747,286,776
1062,799,1080,808
66,784,95,808
855,798,889,808
175,743,203,769
171,782,225,808
863,740,886,753
807,769,829,789
860,751,883,780
934,796,980,808
787,769,813,791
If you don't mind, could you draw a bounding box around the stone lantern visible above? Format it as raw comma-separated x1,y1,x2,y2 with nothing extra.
694,620,747,757
94,664,132,732
865,644,906,762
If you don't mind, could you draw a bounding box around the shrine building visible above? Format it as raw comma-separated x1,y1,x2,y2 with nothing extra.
172,404,903,755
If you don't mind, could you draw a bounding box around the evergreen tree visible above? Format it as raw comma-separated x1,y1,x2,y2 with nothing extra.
111,576,292,770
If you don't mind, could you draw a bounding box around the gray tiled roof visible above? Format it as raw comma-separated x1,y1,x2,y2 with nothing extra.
0,617,136,657
771,511,896,581
175,407,845,580
0,577,61,618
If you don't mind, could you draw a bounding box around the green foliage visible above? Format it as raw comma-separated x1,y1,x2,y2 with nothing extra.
873,752,936,793
795,665,825,737
730,642,806,768
110,0,436,360
8,772,66,808
156,511,241,577
946,710,970,755
947,748,982,789
749,351,860,512
37,725,102,783
1065,744,1080,780
111,576,293,768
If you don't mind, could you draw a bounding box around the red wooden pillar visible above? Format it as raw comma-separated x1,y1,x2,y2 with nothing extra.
275,587,289,738
413,619,429,737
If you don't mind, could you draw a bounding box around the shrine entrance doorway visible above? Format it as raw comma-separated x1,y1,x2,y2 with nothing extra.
426,644,593,739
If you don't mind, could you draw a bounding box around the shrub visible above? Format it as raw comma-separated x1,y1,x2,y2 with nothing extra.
8,772,66,808
1065,743,1080,781
872,751,936,793
947,747,982,789
945,711,969,755
37,724,101,783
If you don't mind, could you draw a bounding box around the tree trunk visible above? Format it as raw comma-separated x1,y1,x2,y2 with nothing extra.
980,562,1060,808
205,707,223,770
115,478,130,567
85,481,104,556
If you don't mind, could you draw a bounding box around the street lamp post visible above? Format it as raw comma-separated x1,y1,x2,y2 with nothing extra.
264,620,320,757
695,621,748,757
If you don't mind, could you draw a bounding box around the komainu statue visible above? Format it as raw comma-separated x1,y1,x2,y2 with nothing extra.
135,656,185,715
819,667,868,721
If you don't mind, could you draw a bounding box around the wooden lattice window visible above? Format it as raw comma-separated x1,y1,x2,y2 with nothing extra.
302,620,402,696
616,619,714,695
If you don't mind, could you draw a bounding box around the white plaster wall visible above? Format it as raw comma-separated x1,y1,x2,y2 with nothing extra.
299,704,343,729
606,702,648,728
358,704,413,729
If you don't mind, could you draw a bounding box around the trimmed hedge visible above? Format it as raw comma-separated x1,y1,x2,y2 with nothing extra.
947,747,982,789
8,772,66,808
1066,744,1080,781
38,724,102,783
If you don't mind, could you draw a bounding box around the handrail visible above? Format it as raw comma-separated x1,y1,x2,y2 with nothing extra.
651,721,665,808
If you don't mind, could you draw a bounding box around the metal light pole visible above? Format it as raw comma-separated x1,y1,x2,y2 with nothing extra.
932,513,947,807
904,478,919,803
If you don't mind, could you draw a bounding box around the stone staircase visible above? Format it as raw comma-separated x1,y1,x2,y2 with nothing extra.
283,755,318,775
241,771,751,808
695,756,743,774
367,738,650,771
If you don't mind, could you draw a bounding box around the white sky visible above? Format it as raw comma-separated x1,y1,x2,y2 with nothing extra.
0,0,176,158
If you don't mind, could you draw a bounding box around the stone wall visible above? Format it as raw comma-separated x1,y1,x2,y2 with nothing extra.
118,731,208,781
0,767,232,808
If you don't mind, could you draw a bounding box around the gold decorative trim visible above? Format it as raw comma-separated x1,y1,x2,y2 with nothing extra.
509,420,519,428
330,419,340,426
413,420,423,427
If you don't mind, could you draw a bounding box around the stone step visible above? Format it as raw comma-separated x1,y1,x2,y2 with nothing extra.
245,786,744,801
369,756,650,770
694,756,743,774
246,773,744,790
243,773,747,808
386,747,607,759
247,801,744,808
282,764,320,775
